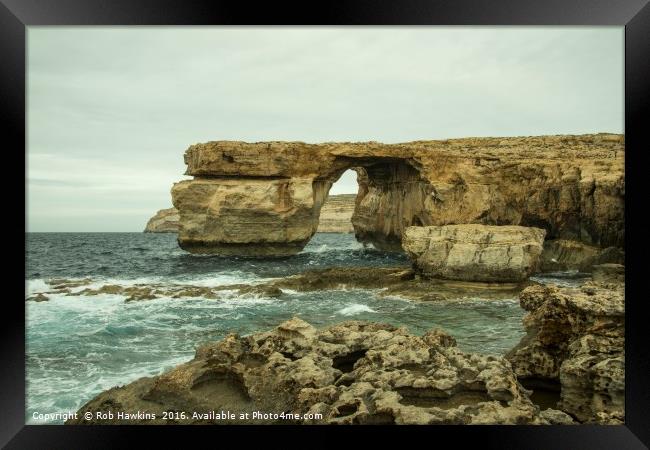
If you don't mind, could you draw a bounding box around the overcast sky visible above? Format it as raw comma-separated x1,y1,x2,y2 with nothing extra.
27,27,623,232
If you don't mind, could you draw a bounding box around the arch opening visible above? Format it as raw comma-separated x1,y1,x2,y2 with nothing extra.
312,156,435,252
315,169,358,234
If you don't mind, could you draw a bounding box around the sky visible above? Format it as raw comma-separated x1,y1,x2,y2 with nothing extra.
27,27,624,232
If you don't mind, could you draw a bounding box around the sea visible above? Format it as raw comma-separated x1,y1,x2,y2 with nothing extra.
25,232,588,424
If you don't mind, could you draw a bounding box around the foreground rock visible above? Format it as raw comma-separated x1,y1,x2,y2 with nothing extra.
506,265,624,423
402,225,546,282
67,318,572,425
144,208,180,233
171,134,624,256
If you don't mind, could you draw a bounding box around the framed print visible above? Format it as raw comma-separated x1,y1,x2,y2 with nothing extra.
3,0,649,447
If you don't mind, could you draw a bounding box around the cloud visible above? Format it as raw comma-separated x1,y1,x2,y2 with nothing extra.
27,27,623,231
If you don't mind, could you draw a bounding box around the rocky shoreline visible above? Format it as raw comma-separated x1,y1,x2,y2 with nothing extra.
67,318,574,425
27,265,535,304
506,264,625,423
61,264,623,425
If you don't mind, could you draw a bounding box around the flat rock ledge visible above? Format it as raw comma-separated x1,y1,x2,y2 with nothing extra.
506,264,625,424
402,224,546,282
29,267,531,304
66,318,573,425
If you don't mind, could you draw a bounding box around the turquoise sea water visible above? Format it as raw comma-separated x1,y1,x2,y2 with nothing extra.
25,232,587,424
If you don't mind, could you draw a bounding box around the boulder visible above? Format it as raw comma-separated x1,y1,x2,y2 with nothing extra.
402,225,546,282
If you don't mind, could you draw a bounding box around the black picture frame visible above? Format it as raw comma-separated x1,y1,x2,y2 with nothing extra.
4,0,649,447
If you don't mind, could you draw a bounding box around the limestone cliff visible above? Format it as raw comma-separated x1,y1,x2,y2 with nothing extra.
170,134,624,256
143,208,180,233
316,194,355,233
144,195,356,235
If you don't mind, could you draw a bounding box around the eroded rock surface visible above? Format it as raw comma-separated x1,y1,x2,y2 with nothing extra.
171,134,624,256
506,269,624,423
539,239,624,272
144,194,357,235
67,318,572,425
402,225,546,282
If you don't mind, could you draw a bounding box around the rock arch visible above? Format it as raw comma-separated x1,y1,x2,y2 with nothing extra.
171,135,624,256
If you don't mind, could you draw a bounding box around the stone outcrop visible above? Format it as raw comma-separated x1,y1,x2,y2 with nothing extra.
506,266,624,423
67,318,573,425
144,208,180,233
170,134,624,256
539,239,624,272
402,225,546,282
26,293,49,302
144,195,356,235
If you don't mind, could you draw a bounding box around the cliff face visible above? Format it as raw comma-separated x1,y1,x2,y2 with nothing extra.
170,134,624,256
144,208,180,233
144,195,356,235
316,194,355,233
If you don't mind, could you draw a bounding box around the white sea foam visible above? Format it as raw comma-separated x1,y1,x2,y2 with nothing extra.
301,239,365,254
336,304,377,316
27,272,266,298
26,279,50,295
212,296,276,309
26,352,192,424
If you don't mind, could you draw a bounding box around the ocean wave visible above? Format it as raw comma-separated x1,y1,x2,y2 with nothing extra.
26,353,192,424
103,324,145,336
301,240,366,255
26,279,51,295
336,304,377,316
26,272,267,296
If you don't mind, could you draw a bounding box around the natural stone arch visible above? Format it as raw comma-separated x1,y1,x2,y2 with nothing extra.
313,156,436,251
171,135,624,256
